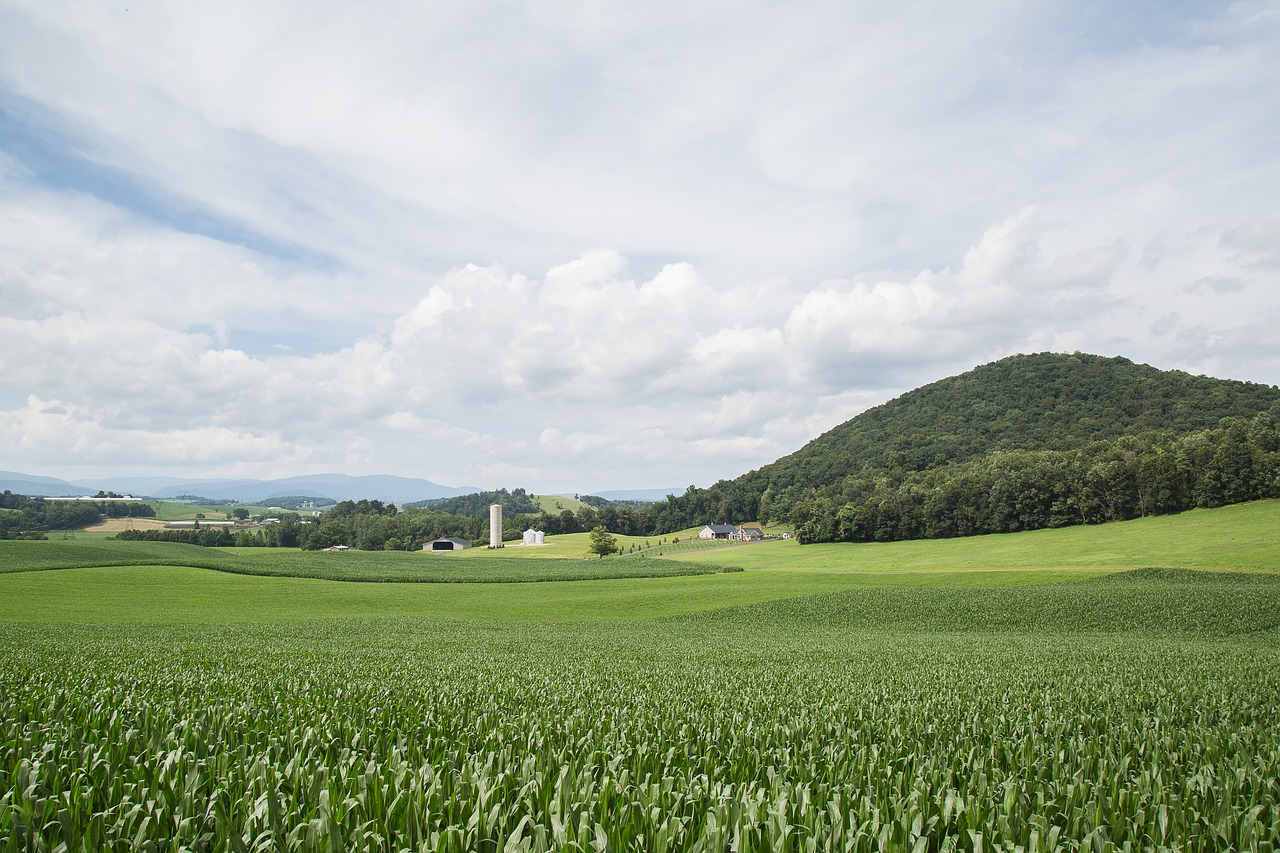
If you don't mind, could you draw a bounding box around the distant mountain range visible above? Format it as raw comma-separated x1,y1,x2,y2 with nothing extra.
0,472,481,504
0,471,683,506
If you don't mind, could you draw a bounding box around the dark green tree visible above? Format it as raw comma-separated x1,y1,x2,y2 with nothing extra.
587,525,618,559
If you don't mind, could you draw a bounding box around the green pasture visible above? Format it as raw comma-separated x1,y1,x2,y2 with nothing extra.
146,500,265,521
479,531,604,558
670,499,1280,573
42,529,120,542
0,560,1075,624
0,539,735,585
530,493,591,514
3,501,1277,628
483,529,705,559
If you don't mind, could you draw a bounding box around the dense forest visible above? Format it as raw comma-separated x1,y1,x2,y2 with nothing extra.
0,492,156,539
787,413,1279,543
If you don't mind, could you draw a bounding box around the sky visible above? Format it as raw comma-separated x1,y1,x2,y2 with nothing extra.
1,1,1278,494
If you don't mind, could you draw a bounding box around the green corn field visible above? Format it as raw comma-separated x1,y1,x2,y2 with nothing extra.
2,561,1279,852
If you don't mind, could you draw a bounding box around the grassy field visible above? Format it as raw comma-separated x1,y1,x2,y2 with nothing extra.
145,500,262,521
0,559,1081,624
483,529,712,559
2,502,1278,850
0,539,738,585
530,493,591,514
668,500,1280,573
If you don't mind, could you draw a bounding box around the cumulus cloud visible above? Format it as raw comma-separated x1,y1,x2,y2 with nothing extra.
0,2,1277,490
4,206,1276,490
0,396,304,470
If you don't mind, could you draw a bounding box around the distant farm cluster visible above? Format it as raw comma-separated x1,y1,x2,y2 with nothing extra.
697,523,770,541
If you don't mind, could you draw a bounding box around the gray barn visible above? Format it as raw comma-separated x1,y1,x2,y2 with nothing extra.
424,537,472,552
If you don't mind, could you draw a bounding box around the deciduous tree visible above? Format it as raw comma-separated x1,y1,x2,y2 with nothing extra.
587,525,618,559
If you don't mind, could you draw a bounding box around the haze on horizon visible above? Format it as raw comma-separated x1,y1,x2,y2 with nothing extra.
1,1,1277,495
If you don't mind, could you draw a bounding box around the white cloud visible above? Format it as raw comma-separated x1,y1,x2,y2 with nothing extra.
0,396,304,470
5,209,1275,490
0,2,1277,491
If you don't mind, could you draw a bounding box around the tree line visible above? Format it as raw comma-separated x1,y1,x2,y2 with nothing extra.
786,413,1280,543
111,497,685,551
405,487,542,516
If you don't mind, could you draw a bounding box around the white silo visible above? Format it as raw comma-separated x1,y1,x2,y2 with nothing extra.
534,530,545,545
489,504,503,548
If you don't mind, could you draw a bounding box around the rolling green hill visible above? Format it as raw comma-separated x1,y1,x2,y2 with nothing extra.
766,352,1280,486
665,499,1280,574
662,353,1280,541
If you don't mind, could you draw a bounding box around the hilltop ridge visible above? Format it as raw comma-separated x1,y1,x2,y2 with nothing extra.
657,353,1280,539
761,352,1279,490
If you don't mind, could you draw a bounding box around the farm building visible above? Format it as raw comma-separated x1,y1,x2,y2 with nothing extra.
733,526,764,541
522,529,546,545
424,537,471,552
489,504,503,549
167,520,237,529
698,524,736,540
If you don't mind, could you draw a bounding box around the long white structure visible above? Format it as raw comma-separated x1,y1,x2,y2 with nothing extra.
489,503,502,548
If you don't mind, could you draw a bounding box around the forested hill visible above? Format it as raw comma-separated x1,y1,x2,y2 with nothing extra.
763,352,1279,490
404,487,542,516
658,353,1280,539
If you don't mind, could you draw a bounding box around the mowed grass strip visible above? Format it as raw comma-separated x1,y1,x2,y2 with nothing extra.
669,499,1280,573
0,563,1095,624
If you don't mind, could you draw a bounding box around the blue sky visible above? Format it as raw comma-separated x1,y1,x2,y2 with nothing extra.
1,0,1277,494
